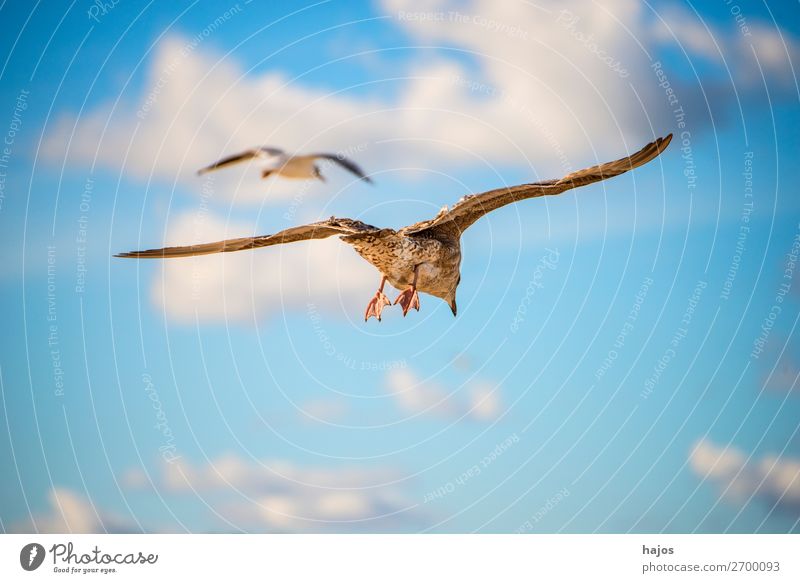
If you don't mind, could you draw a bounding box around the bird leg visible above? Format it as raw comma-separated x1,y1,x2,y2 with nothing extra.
394,265,421,316
364,275,392,322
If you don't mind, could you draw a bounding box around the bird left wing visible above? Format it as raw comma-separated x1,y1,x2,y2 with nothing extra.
313,154,373,183
115,217,377,258
405,134,672,236
196,146,285,175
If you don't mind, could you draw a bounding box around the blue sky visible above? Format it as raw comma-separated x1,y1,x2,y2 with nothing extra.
1,0,799,533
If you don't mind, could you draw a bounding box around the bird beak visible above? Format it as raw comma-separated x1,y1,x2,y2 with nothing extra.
448,298,457,317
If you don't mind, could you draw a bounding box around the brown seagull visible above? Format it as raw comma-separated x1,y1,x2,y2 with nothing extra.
118,135,672,321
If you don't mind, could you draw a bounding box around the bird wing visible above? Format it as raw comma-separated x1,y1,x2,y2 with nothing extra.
115,217,377,258
313,154,373,183
196,147,285,175
404,134,672,236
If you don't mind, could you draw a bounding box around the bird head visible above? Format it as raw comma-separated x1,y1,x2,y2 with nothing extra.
447,295,457,317
314,165,326,182
445,275,460,316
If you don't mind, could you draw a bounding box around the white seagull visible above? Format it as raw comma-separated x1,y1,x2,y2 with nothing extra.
196,147,373,184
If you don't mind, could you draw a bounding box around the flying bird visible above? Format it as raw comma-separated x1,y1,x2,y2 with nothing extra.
196,146,373,184
120,135,672,321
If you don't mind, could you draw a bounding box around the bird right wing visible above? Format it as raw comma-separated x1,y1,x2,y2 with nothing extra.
313,154,373,183
115,217,377,258
196,146,285,175
405,134,672,236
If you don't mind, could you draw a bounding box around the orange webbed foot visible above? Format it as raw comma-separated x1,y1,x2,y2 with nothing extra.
364,291,392,322
393,288,420,317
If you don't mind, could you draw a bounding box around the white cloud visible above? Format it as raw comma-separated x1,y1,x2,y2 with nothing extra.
689,439,800,512
128,455,422,532
43,0,799,206
10,488,136,534
386,367,502,421
42,1,677,205
41,32,389,204
148,210,376,322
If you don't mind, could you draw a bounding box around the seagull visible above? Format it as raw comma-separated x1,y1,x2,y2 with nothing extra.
119,135,672,321
196,146,373,183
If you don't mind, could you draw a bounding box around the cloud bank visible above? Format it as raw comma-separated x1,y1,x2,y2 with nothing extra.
43,0,798,206
123,455,423,532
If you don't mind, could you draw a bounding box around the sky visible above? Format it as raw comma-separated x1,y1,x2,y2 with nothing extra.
0,0,799,533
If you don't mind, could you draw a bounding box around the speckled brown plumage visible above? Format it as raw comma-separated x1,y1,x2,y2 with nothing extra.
117,135,672,320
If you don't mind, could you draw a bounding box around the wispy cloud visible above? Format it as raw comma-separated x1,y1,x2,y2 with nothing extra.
689,439,800,515
652,5,799,83
386,367,502,421
762,342,800,394
297,397,349,423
